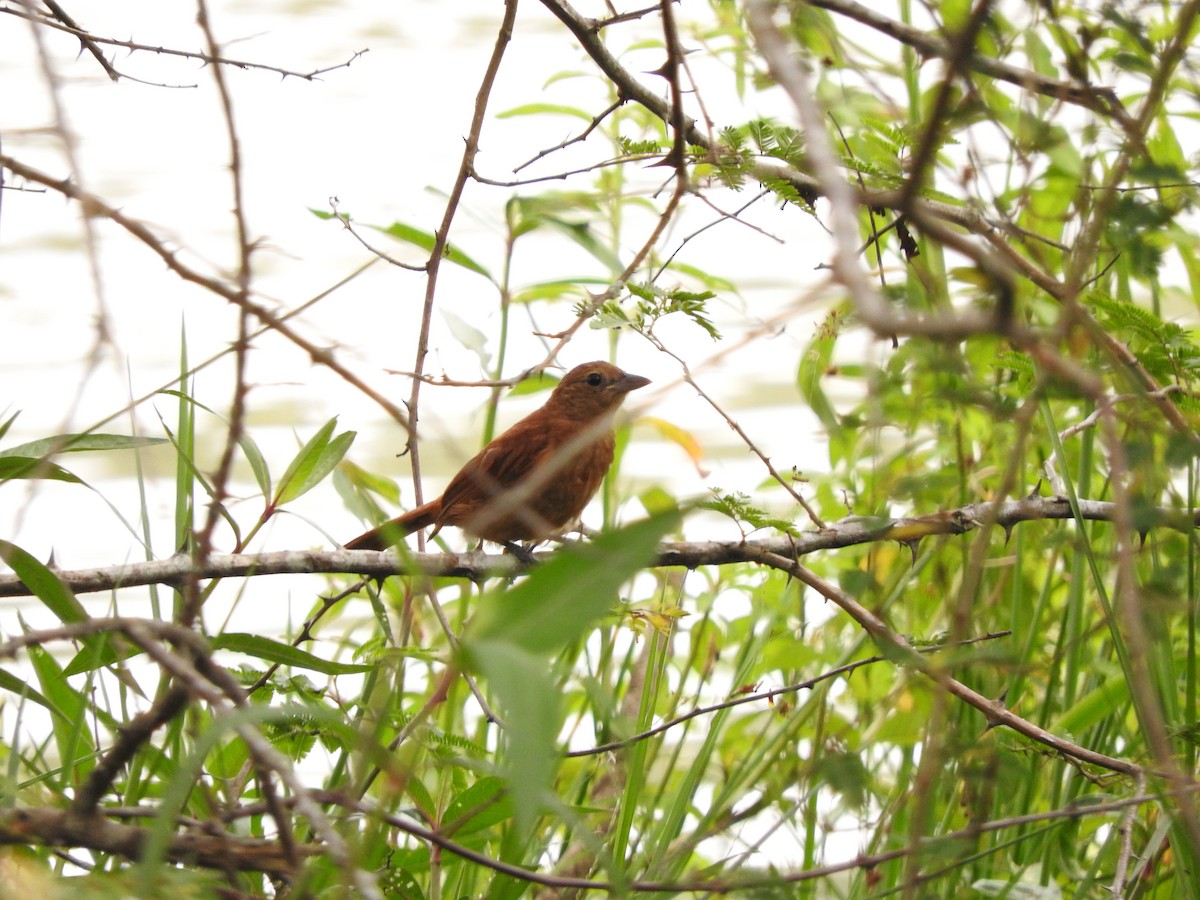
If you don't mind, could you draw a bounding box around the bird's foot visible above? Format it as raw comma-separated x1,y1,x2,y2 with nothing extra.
500,541,540,565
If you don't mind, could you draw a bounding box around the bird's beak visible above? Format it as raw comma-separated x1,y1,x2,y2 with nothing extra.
614,373,651,394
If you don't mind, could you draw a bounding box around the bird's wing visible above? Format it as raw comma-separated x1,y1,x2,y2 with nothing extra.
436,415,571,522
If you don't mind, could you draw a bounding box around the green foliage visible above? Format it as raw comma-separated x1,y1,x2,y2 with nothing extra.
272,418,356,507
589,282,722,340
211,634,372,676
698,488,797,535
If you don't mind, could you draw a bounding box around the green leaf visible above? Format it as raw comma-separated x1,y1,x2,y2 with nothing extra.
172,326,198,555
0,411,17,444
0,541,88,623
638,486,679,516
0,433,168,458
622,283,722,340
1055,678,1131,735
28,644,96,785
508,370,560,397
273,419,356,506
239,433,271,497
62,632,141,676
442,309,492,369
442,776,515,837
212,633,373,675
466,511,680,652
511,278,608,305
460,513,678,831
797,310,841,436
698,489,795,534
0,666,66,719
497,103,593,121
0,457,83,484
467,640,559,831
375,221,494,281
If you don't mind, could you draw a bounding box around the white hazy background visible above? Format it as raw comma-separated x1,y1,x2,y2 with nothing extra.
2,2,839,626
0,1,886,870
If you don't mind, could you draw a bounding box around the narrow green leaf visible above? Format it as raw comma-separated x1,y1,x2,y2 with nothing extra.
0,434,168,458
0,667,65,719
309,207,348,222
175,326,197,554
797,314,841,436
511,278,608,306
0,541,88,623
213,633,372,675
28,645,96,786
442,309,492,368
508,371,560,397
0,457,83,483
539,215,624,275
63,633,143,676
1055,678,1131,735
496,102,593,121
0,411,17,444
275,418,336,505
156,389,221,418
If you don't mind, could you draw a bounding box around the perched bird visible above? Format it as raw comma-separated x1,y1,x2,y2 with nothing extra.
345,361,650,551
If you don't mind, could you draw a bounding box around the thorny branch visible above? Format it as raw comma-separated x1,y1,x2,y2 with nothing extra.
2,496,1196,597
1,3,368,85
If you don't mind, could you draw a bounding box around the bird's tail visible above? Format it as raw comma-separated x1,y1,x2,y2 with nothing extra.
344,500,441,551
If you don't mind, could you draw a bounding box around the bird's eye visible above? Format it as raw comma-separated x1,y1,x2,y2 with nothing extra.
586,372,604,386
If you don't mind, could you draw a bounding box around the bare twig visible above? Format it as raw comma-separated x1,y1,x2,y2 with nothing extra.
513,96,627,173
0,806,311,877
642,335,826,528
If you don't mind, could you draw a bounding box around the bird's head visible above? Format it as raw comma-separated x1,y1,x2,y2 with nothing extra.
545,361,651,420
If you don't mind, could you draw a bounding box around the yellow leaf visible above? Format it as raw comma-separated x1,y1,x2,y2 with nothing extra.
639,416,709,476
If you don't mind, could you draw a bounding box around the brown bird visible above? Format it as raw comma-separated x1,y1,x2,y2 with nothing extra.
345,361,650,551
